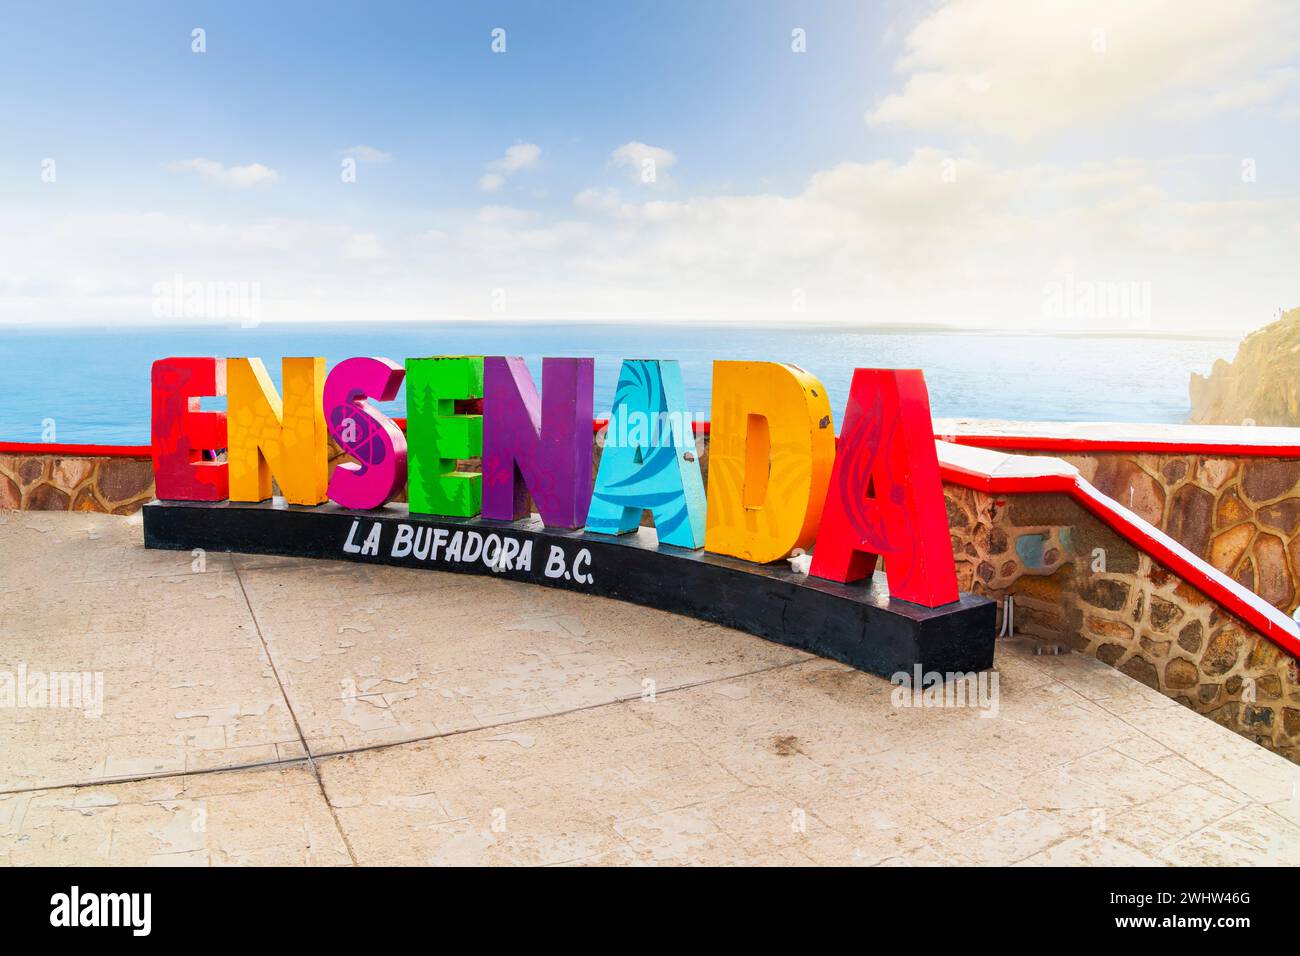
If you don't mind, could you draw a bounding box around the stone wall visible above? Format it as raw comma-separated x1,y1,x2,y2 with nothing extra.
1030,451,1300,616
945,483,1300,764
0,453,154,514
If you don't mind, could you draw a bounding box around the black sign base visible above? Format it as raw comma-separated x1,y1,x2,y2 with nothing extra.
143,499,996,680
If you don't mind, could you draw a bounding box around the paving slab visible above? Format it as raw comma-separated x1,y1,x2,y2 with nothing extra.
4,512,1300,866
315,650,1300,866
233,554,810,754
0,764,350,866
0,517,299,790
0,510,233,593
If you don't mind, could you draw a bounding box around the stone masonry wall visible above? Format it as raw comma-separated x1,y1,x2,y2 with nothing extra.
946,484,1300,764
1043,451,1300,617
0,454,154,514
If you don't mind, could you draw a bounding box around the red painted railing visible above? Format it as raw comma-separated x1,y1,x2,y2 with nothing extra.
937,441,1300,657
932,420,1300,458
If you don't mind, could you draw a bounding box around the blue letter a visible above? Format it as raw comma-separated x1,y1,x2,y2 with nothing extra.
586,360,705,549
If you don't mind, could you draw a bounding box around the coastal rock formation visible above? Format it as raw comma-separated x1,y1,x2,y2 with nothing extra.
1190,307,1300,425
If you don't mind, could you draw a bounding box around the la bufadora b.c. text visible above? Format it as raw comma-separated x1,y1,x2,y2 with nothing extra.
342,518,594,584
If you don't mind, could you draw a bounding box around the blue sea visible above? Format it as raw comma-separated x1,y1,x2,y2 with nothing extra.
0,323,1237,444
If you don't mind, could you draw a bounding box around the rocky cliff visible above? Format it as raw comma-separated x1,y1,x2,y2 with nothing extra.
1189,308,1300,425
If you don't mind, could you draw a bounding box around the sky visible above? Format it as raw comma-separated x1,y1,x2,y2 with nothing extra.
1,0,1298,332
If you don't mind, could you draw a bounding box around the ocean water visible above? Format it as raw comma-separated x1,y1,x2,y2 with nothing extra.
0,323,1237,444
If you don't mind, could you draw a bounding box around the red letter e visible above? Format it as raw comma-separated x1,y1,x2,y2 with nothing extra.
151,357,229,501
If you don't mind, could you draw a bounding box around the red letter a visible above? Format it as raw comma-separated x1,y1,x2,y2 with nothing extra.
808,369,958,607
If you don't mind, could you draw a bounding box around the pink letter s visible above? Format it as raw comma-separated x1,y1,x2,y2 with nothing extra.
324,357,407,509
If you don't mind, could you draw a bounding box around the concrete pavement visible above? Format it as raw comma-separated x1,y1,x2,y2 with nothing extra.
2,510,1299,865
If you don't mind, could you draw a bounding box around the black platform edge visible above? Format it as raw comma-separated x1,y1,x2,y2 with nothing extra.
143,499,996,680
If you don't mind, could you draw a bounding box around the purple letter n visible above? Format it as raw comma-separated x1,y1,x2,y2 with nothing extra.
482,356,595,528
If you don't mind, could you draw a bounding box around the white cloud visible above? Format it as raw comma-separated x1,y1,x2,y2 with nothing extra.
495,143,541,172
167,157,280,188
868,0,1300,138
610,141,677,185
478,143,541,191
1198,67,1300,114
340,145,392,164
343,233,384,261
574,187,625,214
467,148,1298,330
477,205,537,226
11,148,1296,332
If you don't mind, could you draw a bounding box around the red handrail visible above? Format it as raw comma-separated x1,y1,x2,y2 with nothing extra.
937,443,1300,658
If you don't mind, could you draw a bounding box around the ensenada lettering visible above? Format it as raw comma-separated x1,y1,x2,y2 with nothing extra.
150,355,957,607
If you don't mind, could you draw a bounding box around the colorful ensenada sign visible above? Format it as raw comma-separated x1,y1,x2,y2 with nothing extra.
144,355,995,678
